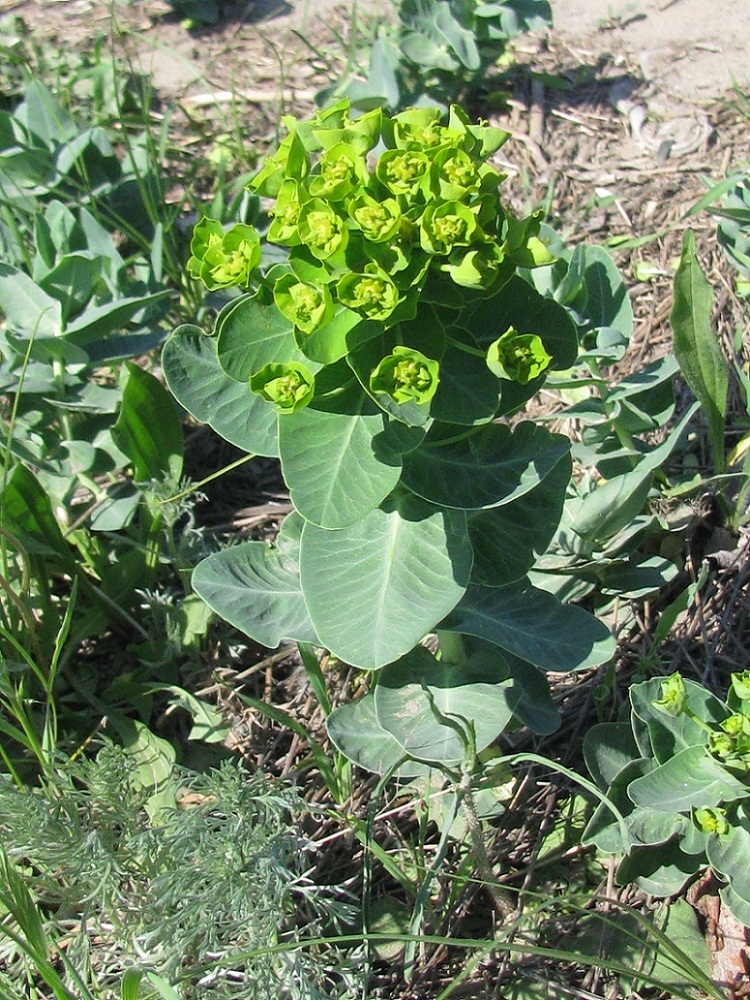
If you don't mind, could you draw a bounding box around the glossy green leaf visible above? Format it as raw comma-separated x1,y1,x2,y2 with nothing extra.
628,745,750,812
216,292,297,382
442,580,615,672
192,511,318,648
402,420,569,510
162,324,278,457
375,645,519,763
300,490,472,669
671,228,729,472
112,363,183,482
279,380,405,528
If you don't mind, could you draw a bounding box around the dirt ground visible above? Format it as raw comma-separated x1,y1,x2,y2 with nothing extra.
552,0,750,107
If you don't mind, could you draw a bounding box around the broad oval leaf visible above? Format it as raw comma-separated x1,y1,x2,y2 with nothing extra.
300,490,473,669
192,511,318,648
375,645,519,764
279,380,404,529
628,745,750,813
402,420,569,510
617,841,697,898
467,450,571,586
442,580,615,672
429,333,502,426
162,324,278,457
327,694,429,777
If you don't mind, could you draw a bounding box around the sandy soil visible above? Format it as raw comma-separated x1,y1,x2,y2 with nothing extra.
550,0,750,107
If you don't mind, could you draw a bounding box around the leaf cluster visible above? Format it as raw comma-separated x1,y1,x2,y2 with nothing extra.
0,748,357,997
517,234,713,631
322,0,553,112
584,672,750,926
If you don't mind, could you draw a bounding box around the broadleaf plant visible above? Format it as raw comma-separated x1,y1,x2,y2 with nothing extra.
584,672,750,927
165,100,615,774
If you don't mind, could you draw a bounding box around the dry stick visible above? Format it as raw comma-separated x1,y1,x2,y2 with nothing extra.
459,771,516,921
529,79,545,147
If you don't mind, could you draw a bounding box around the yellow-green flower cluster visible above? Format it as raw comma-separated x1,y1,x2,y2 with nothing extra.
187,217,261,291
252,101,549,329
654,670,750,769
242,100,557,412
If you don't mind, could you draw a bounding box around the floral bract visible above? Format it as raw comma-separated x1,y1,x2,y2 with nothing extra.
187,218,261,290
249,362,315,413
187,100,564,414
370,346,440,405
486,327,553,385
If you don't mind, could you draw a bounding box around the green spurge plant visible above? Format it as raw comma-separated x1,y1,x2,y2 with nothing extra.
584,671,750,927
323,0,553,113
164,100,615,774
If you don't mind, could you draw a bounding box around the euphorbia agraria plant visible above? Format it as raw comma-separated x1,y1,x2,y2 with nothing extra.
164,100,615,775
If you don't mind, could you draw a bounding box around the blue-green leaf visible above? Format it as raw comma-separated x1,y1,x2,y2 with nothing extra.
300,490,472,669
402,420,569,511
442,580,615,672
192,511,318,648
163,324,278,457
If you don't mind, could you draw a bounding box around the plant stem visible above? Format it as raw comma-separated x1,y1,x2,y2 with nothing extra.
435,629,466,664
459,770,516,920
445,334,486,358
